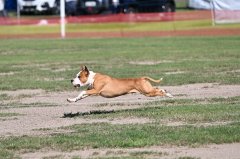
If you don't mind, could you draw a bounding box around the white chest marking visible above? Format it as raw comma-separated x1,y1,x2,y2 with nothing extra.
86,71,96,86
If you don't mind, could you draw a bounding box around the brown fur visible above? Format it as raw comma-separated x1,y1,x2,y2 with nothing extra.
81,67,167,98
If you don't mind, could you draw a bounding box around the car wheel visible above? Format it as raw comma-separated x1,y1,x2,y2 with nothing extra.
125,7,137,13
162,3,175,12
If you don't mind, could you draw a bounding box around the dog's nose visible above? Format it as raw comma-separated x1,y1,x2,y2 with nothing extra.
71,80,73,83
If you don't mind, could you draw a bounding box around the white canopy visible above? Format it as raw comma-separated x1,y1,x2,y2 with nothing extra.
188,0,240,10
188,0,240,24
212,0,240,24
188,0,211,9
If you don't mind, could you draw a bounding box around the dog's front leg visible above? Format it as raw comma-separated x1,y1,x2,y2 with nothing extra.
67,91,89,103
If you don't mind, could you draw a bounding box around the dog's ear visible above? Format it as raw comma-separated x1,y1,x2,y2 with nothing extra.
81,65,84,71
81,65,89,75
81,65,88,71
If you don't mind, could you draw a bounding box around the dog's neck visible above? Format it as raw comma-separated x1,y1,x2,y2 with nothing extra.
86,71,96,86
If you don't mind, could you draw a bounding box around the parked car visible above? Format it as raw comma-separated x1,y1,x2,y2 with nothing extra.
66,0,77,15
17,0,60,14
119,0,175,13
76,0,118,15
75,0,175,15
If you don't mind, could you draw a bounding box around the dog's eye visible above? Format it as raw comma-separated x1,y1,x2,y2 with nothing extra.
78,76,80,78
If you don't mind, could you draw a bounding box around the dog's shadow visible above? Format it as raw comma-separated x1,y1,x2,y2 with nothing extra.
62,110,115,118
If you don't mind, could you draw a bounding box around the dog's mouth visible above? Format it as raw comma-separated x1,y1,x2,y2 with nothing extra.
74,84,81,88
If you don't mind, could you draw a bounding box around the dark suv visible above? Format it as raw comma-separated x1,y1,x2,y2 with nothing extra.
76,0,117,15
119,0,175,13
76,0,175,15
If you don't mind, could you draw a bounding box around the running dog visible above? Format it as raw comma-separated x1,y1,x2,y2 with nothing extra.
67,66,173,102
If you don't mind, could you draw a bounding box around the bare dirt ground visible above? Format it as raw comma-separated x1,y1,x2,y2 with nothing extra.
1,83,240,159
20,143,240,159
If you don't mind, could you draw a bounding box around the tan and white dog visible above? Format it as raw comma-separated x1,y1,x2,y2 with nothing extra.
67,66,173,102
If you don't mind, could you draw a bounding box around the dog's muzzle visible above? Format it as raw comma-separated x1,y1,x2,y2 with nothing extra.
71,79,80,88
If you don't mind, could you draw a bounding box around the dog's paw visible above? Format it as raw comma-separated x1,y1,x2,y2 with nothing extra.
67,98,76,103
166,93,173,98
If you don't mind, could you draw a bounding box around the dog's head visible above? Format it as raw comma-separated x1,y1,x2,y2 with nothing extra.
71,65,90,87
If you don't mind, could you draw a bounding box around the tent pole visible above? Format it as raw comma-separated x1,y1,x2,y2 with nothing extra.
211,0,216,26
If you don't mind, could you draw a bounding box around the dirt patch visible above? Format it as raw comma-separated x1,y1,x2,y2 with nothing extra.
1,89,44,105
20,143,240,159
165,71,186,75
1,83,240,137
1,89,44,98
129,60,174,65
0,72,16,76
1,83,240,158
0,103,151,136
8,83,240,105
166,83,240,99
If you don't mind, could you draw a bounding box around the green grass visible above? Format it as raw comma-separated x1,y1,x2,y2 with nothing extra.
0,35,239,158
0,98,239,158
0,36,239,91
0,123,239,153
0,112,20,118
0,150,17,159
86,97,240,123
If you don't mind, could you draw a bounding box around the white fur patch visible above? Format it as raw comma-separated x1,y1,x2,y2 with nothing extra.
86,71,96,86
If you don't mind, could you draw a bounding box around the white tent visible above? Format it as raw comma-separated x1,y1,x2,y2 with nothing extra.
212,0,240,24
188,0,211,10
188,0,240,24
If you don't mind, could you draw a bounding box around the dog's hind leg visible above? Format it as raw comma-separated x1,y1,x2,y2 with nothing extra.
156,88,173,98
143,88,173,98
158,88,173,98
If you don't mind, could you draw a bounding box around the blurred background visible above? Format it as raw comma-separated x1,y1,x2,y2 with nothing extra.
0,0,239,38
1,0,187,16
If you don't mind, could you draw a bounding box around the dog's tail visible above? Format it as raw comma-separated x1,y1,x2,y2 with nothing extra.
143,77,163,83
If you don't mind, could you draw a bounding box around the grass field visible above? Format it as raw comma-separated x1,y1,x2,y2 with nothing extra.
0,36,239,91
0,35,240,158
